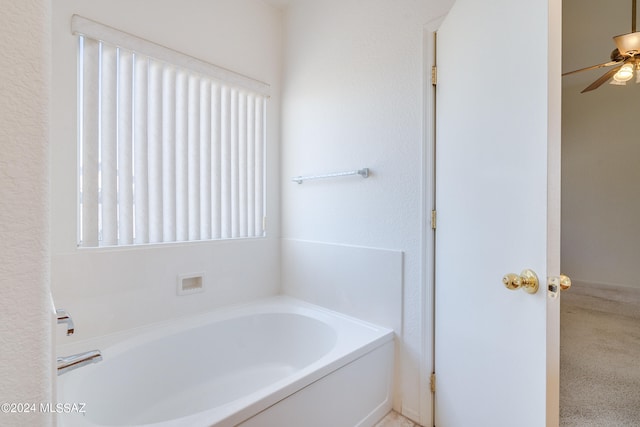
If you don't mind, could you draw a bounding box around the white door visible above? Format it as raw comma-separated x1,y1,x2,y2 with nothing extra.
434,0,562,426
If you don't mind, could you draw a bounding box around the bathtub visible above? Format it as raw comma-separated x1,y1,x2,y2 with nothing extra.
57,296,395,427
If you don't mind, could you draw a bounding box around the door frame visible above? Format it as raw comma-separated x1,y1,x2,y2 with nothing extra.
421,13,447,427
546,0,563,423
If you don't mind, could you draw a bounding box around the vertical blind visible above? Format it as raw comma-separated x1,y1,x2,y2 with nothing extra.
74,16,268,247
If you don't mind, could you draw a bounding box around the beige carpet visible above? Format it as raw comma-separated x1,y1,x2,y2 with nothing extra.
560,282,640,426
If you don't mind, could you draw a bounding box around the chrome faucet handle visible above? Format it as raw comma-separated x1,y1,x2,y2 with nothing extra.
57,350,102,375
56,309,75,336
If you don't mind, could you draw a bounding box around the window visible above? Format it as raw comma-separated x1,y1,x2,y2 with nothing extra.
73,16,269,247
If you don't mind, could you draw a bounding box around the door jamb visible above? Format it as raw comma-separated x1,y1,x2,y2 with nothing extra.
421,13,447,427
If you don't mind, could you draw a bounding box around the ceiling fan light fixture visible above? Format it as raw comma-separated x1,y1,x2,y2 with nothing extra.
613,32,640,56
613,63,634,82
565,0,640,92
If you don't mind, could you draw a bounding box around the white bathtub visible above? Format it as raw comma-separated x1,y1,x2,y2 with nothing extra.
57,296,395,427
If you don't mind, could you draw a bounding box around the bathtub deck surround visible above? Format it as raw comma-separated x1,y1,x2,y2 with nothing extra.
282,239,403,333
57,296,394,427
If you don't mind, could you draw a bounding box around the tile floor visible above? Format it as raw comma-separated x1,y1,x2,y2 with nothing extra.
375,411,420,427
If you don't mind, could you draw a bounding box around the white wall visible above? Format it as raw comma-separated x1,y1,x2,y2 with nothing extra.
562,0,640,290
51,0,283,340
0,1,53,426
280,0,451,423
562,83,640,289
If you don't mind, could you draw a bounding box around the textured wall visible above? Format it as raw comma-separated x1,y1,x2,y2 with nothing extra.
0,1,53,426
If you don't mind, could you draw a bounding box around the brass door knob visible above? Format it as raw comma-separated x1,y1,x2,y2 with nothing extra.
503,269,539,294
548,274,572,294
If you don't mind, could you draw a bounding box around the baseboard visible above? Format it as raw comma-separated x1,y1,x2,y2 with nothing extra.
400,407,420,425
568,279,640,293
567,279,640,305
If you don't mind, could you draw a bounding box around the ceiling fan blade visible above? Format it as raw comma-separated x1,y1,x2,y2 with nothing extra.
563,60,621,76
581,65,623,93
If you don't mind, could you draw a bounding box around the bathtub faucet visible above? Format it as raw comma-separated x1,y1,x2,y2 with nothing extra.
57,350,102,376
56,309,75,336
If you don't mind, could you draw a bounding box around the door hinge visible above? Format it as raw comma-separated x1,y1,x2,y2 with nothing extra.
430,372,436,393
431,210,437,230
431,65,437,86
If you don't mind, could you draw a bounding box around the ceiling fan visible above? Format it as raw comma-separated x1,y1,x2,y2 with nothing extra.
564,0,640,93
